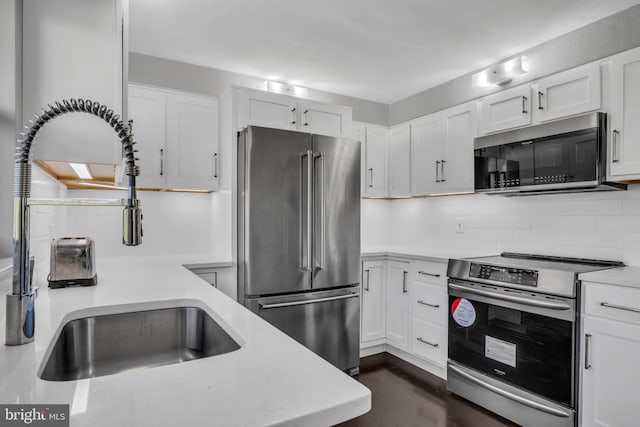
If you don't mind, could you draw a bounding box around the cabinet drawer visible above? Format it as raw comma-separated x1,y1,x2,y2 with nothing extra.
413,260,447,286
412,282,447,326
584,282,640,325
412,318,447,366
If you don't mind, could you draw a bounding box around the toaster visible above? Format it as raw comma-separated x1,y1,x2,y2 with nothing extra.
48,237,97,288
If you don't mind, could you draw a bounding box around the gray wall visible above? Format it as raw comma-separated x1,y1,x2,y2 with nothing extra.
0,0,20,258
389,4,640,125
129,53,390,126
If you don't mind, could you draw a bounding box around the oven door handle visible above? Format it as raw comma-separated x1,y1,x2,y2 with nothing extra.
448,364,572,418
448,283,572,310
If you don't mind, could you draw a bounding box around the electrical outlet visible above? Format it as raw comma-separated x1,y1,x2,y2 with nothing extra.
456,217,464,234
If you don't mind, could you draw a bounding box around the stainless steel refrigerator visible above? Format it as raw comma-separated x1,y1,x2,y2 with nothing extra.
238,126,361,374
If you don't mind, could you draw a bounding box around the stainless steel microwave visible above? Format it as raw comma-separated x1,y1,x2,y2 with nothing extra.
474,112,626,196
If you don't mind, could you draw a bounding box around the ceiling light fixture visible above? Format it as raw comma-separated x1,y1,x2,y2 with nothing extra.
69,163,93,180
264,80,309,98
472,56,528,87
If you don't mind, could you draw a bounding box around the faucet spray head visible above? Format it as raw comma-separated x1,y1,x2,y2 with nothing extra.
123,200,142,246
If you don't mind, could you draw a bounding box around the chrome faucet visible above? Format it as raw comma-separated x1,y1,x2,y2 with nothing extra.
6,99,143,346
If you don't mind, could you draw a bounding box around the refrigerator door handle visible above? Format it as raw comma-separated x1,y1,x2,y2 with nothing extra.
299,151,313,272
259,292,360,309
314,152,326,271
306,149,313,272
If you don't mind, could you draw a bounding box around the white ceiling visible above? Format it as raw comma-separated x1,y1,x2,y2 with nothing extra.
129,0,640,104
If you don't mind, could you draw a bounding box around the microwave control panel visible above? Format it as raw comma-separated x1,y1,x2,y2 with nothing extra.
469,263,539,287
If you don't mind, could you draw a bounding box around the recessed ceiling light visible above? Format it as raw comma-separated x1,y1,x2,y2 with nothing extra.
69,163,93,180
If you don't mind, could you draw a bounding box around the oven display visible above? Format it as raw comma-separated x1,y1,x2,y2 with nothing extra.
469,263,538,287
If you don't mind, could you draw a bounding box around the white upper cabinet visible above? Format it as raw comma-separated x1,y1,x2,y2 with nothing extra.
24,0,125,163
128,84,220,191
350,122,367,196
363,125,389,197
298,99,352,137
128,85,167,189
240,88,297,131
238,88,352,138
410,112,442,196
478,84,532,134
608,47,640,179
166,93,220,191
442,102,477,194
532,61,601,123
388,123,412,197
408,101,476,196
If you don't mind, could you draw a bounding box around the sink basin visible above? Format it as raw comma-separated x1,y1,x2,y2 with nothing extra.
39,306,241,381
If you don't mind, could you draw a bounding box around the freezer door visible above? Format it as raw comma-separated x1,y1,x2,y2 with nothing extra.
311,135,361,290
240,126,313,296
245,287,360,371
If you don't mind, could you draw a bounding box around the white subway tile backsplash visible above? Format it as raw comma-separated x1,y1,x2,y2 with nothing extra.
532,216,596,232
551,199,622,216
595,216,640,232
622,199,640,215
379,184,640,266
482,216,531,230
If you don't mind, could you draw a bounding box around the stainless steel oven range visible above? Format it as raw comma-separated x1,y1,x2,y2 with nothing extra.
446,253,623,427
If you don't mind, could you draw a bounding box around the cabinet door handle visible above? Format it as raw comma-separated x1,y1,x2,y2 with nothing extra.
417,337,438,347
213,153,218,178
402,271,408,293
522,96,528,114
364,269,370,291
291,107,296,125
417,300,439,308
441,160,446,182
601,301,640,314
212,271,218,288
612,130,620,163
435,161,441,183
303,109,309,126
418,270,441,278
160,148,164,176
537,91,544,110
584,333,592,370
368,168,374,188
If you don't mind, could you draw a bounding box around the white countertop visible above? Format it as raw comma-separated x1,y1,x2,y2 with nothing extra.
580,266,640,289
361,247,494,263
0,255,370,427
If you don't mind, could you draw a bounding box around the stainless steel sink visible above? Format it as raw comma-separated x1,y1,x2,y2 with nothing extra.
39,306,241,381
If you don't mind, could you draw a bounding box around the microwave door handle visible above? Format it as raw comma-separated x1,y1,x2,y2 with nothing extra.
448,364,571,418
447,283,572,310
489,171,499,188
500,171,507,187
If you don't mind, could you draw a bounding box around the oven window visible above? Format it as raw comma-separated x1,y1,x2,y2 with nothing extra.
448,295,574,406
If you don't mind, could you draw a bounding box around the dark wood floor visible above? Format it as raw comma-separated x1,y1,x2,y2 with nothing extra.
336,353,519,427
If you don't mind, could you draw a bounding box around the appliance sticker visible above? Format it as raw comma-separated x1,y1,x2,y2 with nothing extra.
451,298,476,327
485,336,517,368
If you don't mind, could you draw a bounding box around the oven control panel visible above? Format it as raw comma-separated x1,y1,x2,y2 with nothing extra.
469,263,539,287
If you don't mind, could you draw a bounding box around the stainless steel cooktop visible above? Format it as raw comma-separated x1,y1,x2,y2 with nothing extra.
447,252,624,298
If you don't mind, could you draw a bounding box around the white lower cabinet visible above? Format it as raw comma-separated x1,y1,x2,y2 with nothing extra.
187,266,235,300
385,260,411,350
581,281,640,427
361,255,448,378
411,318,447,366
361,260,387,343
